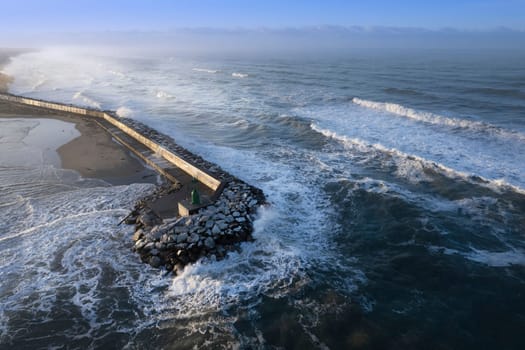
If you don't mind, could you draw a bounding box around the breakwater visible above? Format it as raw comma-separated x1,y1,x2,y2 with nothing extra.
0,92,266,272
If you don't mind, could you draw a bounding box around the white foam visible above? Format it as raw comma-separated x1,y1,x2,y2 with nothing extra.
31,76,48,91
192,68,219,74
232,72,248,78
107,69,126,78
311,123,525,195
116,106,134,118
73,91,101,109
155,90,175,99
0,179,156,343
352,97,525,142
428,245,525,267
464,248,525,267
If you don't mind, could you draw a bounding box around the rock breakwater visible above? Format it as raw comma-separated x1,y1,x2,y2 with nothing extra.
128,180,265,273
110,113,266,273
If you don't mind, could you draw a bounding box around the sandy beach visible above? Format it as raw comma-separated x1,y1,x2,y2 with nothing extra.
0,99,157,185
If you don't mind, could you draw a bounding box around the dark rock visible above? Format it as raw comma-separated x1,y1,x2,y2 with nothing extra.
187,233,200,243
204,237,216,249
149,256,162,268
176,232,188,243
125,216,137,225
138,210,162,228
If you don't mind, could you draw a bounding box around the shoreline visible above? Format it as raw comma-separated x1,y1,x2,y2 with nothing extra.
0,99,158,185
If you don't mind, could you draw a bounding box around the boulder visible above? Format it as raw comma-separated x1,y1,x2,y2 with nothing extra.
149,256,162,268
176,232,188,243
132,229,144,242
204,237,216,249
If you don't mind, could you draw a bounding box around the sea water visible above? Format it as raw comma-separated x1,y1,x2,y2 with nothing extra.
1,48,524,349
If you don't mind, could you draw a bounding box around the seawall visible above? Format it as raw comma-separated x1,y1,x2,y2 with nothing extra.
0,92,221,192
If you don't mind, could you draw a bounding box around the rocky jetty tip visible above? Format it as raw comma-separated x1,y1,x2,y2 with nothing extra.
127,180,265,274
113,115,266,274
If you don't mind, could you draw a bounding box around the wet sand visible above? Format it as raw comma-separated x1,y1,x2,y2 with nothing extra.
0,99,157,185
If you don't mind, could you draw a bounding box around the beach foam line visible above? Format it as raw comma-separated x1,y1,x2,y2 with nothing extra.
311,123,525,196
352,97,525,142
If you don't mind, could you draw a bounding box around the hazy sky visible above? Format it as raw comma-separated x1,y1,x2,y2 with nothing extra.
2,0,525,31
1,0,524,50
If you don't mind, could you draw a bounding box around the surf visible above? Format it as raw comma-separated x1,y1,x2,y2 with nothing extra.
352,97,525,142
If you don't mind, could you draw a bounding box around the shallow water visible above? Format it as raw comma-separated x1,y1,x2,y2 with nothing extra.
2,49,525,349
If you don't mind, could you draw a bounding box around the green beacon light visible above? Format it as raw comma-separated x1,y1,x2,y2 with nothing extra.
191,178,200,205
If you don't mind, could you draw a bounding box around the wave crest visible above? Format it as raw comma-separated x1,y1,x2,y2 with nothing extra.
352,97,525,142
311,123,525,195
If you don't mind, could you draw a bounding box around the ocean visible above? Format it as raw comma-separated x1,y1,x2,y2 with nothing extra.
1,48,524,349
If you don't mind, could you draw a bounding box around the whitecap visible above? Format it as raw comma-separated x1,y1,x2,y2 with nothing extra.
232,72,248,78
352,97,525,142
311,123,525,195
192,68,218,74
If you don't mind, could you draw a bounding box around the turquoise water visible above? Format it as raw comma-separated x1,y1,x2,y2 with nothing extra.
1,49,525,349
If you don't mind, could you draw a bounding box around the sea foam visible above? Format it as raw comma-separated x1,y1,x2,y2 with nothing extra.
352,97,525,142
232,72,248,78
192,68,219,74
311,123,525,196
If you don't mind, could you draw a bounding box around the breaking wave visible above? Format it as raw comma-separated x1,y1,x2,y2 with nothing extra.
352,97,525,142
311,123,525,196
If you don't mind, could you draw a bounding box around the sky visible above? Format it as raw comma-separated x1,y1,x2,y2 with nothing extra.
1,0,525,50
2,0,525,31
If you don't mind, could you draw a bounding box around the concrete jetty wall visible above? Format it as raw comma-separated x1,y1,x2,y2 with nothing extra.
0,93,222,191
